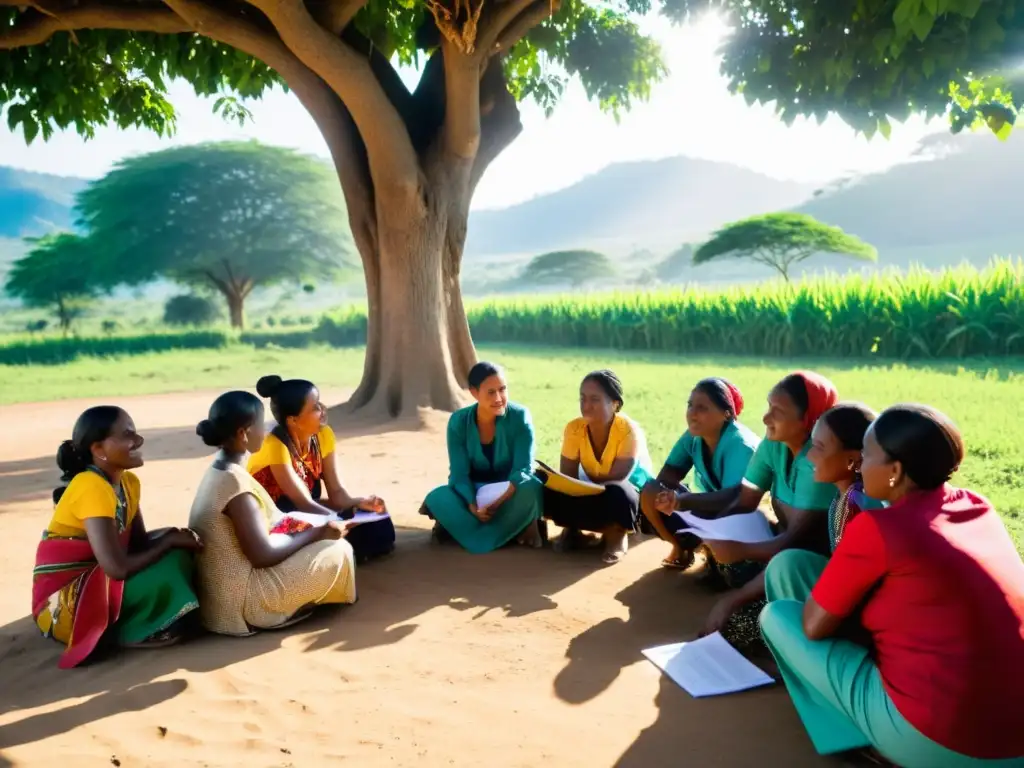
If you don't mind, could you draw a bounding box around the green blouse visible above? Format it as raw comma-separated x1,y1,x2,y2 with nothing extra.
743,438,837,511
663,420,761,492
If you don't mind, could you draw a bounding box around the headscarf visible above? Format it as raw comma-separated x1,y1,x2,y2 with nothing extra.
695,377,745,418
791,370,839,431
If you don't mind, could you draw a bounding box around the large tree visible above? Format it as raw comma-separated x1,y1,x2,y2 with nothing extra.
76,141,352,328
693,213,877,282
5,233,99,333
2,0,1020,417
521,249,616,288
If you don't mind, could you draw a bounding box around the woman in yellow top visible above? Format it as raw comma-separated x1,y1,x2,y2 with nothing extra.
542,370,654,564
189,391,357,635
248,375,396,564
32,406,202,669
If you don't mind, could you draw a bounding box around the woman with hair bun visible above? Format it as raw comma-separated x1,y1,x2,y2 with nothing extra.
32,406,201,668
420,361,545,553
189,391,357,635
761,404,1024,767
640,377,760,569
247,374,395,564
541,369,654,564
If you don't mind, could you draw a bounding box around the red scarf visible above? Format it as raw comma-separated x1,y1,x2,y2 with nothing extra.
792,370,839,431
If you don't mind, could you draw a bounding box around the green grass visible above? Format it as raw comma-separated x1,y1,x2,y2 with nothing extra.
2,343,1022,548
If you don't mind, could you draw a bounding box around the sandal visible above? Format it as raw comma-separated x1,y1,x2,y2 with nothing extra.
661,553,694,570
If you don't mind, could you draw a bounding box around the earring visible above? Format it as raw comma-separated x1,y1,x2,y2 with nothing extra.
888,476,896,488
847,459,856,470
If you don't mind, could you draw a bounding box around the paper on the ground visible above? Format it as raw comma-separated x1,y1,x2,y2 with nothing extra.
282,510,391,528
476,481,511,509
642,632,774,697
673,509,774,544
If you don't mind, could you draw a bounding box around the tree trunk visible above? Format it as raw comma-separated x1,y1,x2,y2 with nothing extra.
224,290,246,329
344,172,473,419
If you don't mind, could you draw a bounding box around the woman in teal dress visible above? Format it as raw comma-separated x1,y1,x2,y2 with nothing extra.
420,362,544,553
639,377,760,569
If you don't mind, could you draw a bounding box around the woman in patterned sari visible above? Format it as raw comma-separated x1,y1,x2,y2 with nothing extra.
248,375,396,563
32,406,202,669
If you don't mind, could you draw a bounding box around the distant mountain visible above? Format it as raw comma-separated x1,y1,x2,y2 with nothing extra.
793,133,1024,269
0,166,86,238
466,156,815,258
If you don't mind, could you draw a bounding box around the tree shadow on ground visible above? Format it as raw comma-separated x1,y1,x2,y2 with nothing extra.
0,523,597,750
551,566,832,768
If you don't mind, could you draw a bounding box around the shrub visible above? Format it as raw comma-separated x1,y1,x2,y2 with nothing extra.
163,294,221,327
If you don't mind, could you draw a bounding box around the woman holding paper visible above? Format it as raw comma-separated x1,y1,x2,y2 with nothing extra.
639,377,760,569
190,391,357,636
684,371,839,647
760,405,1024,768
542,369,654,564
248,374,395,564
420,362,544,553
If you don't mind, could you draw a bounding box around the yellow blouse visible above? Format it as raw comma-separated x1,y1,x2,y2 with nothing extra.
561,415,638,480
247,424,338,476
48,470,141,538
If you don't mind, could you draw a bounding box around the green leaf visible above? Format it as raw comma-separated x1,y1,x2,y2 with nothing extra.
878,116,892,139
911,8,936,41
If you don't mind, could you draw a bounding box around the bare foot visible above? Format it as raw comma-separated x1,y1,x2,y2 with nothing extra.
602,529,628,564
516,521,543,548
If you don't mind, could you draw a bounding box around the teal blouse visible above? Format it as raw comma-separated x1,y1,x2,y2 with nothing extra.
664,420,761,492
446,402,536,506
743,438,837,511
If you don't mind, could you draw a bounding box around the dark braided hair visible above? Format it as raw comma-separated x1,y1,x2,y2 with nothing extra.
582,369,624,411
53,405,123,504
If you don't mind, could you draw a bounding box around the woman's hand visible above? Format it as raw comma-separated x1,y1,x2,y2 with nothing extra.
702,539,750,565
166,528,204,552
319,521,355,541
356,495,387,514
654,490,677,515
699,592,741,637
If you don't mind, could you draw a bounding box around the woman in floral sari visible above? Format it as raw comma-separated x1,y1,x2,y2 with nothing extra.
33,406,202,668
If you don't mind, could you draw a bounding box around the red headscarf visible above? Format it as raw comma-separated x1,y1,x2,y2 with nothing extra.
715,378,745,418
791,371,838,431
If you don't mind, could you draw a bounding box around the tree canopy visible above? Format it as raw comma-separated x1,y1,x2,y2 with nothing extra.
4,234,99,333
74,141,353,328
665,0,1024,138
522,249,616,287
693,213,878,282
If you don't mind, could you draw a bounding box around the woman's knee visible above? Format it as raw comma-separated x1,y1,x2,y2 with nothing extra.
765,549,823,600
758,598,803,643
639,480,662,515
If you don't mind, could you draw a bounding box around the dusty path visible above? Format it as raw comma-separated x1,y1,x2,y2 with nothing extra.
0,390,832,767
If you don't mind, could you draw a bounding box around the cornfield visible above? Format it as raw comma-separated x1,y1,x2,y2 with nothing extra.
3,260,1022,365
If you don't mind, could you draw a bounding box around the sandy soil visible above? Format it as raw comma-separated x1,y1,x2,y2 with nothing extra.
0,390,837,768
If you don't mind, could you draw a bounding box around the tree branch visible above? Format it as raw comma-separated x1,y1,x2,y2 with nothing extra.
470,58,521,193
441,42,483,160
475,0,541,57
309,0,366,35
495,0,558,54
243,0,421,190
0,1,189,49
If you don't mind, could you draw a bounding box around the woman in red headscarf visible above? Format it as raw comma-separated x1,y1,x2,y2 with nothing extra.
640,378,761,569
686,371,841,649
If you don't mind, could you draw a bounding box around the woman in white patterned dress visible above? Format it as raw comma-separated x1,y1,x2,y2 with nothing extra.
188,391,357,635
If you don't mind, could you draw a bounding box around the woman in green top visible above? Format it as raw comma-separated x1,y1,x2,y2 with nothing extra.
692,371,839,648
640,377,760,569
420,362,544,553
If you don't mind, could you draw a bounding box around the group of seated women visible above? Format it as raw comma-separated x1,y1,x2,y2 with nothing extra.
32,374,396,666
30,360,1024,767
419,360,1024,767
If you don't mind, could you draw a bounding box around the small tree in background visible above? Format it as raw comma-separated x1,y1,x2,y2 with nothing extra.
521,250,617,289
164,294,222,327
693,213,877,283
4,234,98,335
76,142,355,329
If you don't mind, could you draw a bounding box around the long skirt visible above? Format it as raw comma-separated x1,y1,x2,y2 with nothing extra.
543,482,639,533
760,550,1023,768
244,538,357,630
422,478,544,554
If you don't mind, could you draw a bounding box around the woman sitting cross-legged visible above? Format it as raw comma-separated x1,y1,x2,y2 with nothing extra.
420,361,544,553
542,369,654,565
639,377,760,570
760,404,1024,768
686,371,840,648
189,391,357,636
248,375,395,564
33,406,201,668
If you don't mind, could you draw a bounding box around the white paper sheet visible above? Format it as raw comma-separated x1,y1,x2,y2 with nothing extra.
673,510,774,544
642,632,774,697
281,510,390,528
476,481,511,508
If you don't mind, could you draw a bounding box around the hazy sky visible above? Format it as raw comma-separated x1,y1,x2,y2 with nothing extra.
0,13,945,210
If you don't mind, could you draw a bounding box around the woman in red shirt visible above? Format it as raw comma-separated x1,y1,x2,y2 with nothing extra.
760,404,1024,768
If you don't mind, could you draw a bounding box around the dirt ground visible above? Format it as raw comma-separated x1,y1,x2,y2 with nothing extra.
0,390,837,768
